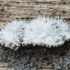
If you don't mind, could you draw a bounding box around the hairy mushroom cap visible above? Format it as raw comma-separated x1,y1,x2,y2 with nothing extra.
0,17,70,50
0,20,26,50
22,17,70,47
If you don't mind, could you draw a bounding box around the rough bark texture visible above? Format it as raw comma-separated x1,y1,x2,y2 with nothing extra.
0,42,69,70
0,0,70,28
0,45,69,70
0,0,70,70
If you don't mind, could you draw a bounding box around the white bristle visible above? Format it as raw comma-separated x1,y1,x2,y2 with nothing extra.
0,20,27,50
0,17,70,50
23,16,70,47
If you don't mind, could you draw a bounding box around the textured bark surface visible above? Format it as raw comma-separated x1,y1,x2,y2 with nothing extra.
0,0,70,70
0,43,69,70
0,0,70,28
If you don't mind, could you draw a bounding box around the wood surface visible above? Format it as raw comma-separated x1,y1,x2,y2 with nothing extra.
0,0,70,70
0,0,70,28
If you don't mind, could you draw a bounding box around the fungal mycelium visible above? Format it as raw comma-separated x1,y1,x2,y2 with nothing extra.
0,17,70,50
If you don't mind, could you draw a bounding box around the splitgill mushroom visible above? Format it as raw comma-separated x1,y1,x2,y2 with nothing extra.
0,16,70,50
22,17,70,47
0,20,27,50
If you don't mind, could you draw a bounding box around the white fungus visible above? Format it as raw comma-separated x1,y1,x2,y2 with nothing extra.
0,17,70,50
0,20,26,50
22,17,70,47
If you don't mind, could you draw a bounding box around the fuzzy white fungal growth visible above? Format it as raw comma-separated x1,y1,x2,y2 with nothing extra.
0,20,26,50
22,17,70,47
0,17,70,49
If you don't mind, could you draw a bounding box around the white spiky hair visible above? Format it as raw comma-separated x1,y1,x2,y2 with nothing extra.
22,17,70,47
0,20,26,50
0,17,70,50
